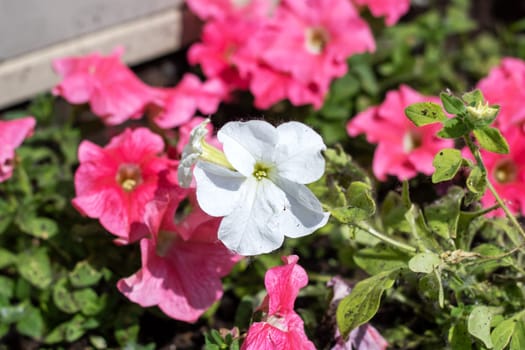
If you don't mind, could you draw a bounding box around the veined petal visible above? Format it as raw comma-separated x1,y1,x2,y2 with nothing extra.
274,177,329,238
194,161,246,217
219,178,287,255
218,120,278,176
275,121,326,184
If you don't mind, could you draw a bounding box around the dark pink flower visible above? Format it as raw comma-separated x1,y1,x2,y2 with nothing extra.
245,0,375,90
242,255,315,350
72,127,176,244
150,74,227,129
117,190,240,322
52,47,154,125
477,57,525,131
354,0,410,26
188,19,257,91
465,126,525,217
329,277,388,350
186,0,274,20
0,117,36,183
347,85,453,181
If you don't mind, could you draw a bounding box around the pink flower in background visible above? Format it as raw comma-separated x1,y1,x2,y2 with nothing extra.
477,57,525,131
244,0,375,90
354,0,410,26
467,126,525,217
72,128,177,244
242,255,315,350
188,19,257,91
329,277,388,350
150,74,227,129
186,0,274,20
0,117,36,183
52,47,154,125
117,190,240,322
347,85,453,181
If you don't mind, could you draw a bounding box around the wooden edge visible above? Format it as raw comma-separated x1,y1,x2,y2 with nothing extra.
0,7,198,109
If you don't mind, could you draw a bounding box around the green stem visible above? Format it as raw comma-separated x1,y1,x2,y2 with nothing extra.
464,136,525,241
353,223,417,253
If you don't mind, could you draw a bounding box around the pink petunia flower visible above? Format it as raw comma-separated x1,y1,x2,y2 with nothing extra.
242,255,316,350
149,74,227,129
186,0,275,20
52,47,155,125
0,117,36,183
243,0,375,91
329,277,388,350
347,85,453,181
188,18,258,91
477,57,525,132
465,126,525,217
353,0,410,26
72,127,177,244
117,190,240,322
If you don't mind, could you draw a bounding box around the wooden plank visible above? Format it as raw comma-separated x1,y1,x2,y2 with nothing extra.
0,0,183,60
0,7,200,109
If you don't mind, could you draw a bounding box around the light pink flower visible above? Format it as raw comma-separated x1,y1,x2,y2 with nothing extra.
477,57,525,131
242,255,315,350
347,85,453,181
0,117,36,183
465,126,525,217
117,190,240,322
150,74,227,129
52,47,154,125
354,0,410,26
329,277,388,350
244,0,375,90
72,127,177,244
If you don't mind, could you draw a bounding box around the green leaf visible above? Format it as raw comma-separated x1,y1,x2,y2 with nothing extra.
89,335,108,349
440,92,466,114
424,186,464,240
405,204,442,252
18,217,58,239
330,181,375,223
491,319,515,350
408,252,442,274
17,248,52,289
353,246,409,275
437,117,470,138
74,289,104,316
511,321,525,350
462,89,484,106
466,166,487,194
53,278,80,314
0,303,27,324
405,102,447,126
473,127,510,154
16,305,44,339
0,248,16,269
69,261,103,288
0,276,14,299
449,320,472,350
336,269,398,338
432,149,463,183
468,305,494,349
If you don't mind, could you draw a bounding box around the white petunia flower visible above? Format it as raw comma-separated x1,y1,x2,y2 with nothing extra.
186,119,329,256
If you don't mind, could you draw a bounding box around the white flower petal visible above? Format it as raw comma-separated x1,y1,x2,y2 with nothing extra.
194,161,246,217
274,177,330,238
218,120,278,176
219,178,287,255
275,121,326,184
177,120,210,187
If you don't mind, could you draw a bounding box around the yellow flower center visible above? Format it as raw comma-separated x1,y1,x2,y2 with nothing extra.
116,163,143,192
493,159,517,184
253,163,271,181
305,27,330,55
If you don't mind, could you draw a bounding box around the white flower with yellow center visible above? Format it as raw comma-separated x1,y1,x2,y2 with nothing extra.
179,119,329,255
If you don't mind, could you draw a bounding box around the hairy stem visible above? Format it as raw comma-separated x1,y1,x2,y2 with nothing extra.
352,223,417,253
